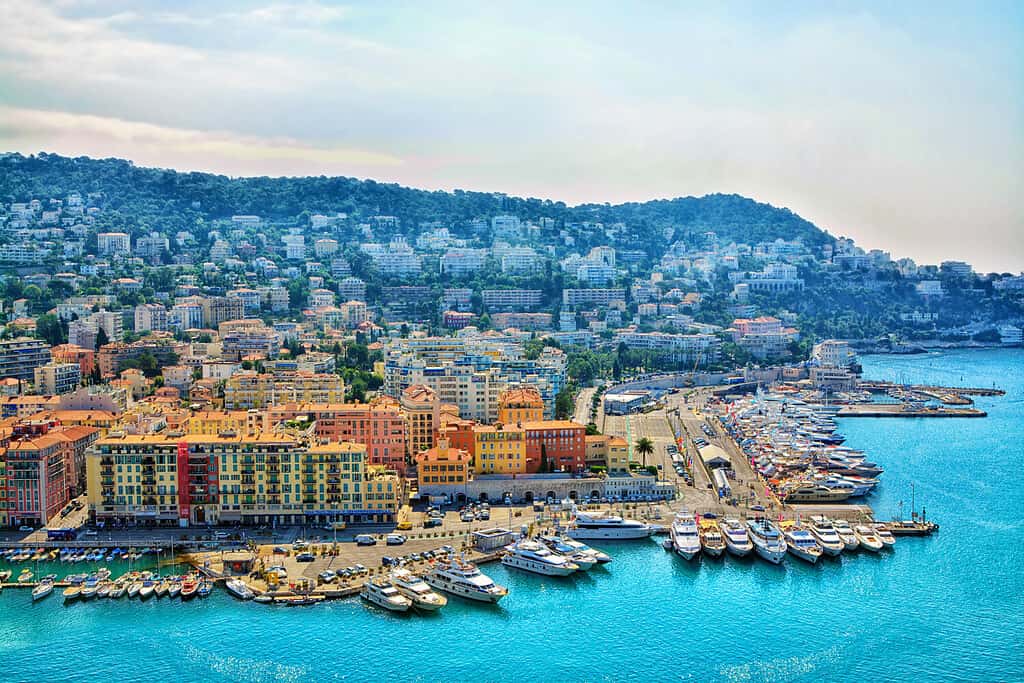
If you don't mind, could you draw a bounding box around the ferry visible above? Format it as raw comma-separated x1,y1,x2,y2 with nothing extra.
361,579,412,612
390,569,447,611
831,518,860,550
784,527,824,564
807,516,845,556
502,540,579,576
854,525,885,552
669,511,702,561
718,518,754,557
225,578,255,600
423,557,508,603
747,518,788,564
566,510,654,540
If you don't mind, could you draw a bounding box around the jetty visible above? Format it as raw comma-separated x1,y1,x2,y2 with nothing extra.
837,404,986,418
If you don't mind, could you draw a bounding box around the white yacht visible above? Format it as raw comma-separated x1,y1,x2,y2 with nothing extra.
502,540,578,576
854,525,884,552
669,511,702,561
225,578,254,600
807,516,845,557
747,518,788,564
361,579,412,612
718,518,754,557
567,510,654,540
784,527,824,564
390,569,447,611
32,579,54,601
831,518,860,551
423,557,508,603
873,524,897,548
536,536,597,570
541,534,612,563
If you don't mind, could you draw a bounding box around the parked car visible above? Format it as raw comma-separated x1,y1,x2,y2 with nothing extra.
318,570,337,583
386,534,407,546
18,525,34,532
296,552,315,562
381,556,397,567
355,534,376,546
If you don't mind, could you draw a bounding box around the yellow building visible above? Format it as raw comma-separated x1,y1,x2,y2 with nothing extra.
223,371,345,410
585,434,630,473
400,384,441,459
497,387,545,425
86,431,400,527
183,410,255,436
415,438,472,487
473,423,526,474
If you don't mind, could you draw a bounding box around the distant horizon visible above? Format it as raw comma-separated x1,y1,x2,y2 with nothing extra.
4,148,1020,276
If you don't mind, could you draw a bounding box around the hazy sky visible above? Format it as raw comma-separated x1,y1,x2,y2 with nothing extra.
1,1,1021,272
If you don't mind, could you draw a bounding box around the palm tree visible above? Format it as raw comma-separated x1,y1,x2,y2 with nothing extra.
634,437,655,469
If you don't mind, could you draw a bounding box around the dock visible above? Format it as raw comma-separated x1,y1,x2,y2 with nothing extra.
837,404,986,418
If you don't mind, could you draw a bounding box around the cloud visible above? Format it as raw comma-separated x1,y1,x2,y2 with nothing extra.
0,106,404,174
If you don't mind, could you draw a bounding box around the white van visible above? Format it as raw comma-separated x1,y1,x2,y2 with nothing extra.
355,534,376,546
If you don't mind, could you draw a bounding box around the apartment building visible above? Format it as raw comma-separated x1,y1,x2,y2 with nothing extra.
34,362,81,395
97,232,130,255
562,288,626,308
223,371,345,409
0,338,53,381
401,385,441,458
134,303,169,332
481,289,543,311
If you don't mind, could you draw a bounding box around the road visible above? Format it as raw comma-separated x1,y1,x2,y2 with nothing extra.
573,386,597,424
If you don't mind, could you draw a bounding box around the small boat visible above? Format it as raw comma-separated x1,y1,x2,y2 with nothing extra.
253,593,274,604
225,578,255,600
96,582,112,598
700,525,727,558
831,518,860,551
80,578,100,599
390,569,447,611
180,577,199,600
361,579,412,612
108,580,127,599
197,581,213,598
168,581,182,599
95,568,112,581
154,581,169,598
18,569,34,583
854,525,885,552
873,524,897,548
0,569,12,582
139,580,156,599
127,581,143,598
32,580,54,601
63,584,83,602
784,527,824,564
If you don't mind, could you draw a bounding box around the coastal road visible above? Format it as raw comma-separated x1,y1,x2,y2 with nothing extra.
573,386,597,425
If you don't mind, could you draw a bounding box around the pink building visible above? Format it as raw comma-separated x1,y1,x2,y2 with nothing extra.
4,433,70,527
731,316,785,340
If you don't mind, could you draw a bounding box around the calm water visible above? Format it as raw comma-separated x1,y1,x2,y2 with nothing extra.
2,349,1022,682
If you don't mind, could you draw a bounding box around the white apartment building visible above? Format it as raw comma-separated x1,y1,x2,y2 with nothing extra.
34,362,81,395
482,289,543,311
440,248,488,276
562,289,626,308
338,277,367,301
283,234,306,260
97,232,131,256
134,303,168,333
612,332,719,363
811,340,857,368
314,238,339,258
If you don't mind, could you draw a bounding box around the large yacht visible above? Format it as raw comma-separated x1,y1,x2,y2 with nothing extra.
807,516,845,556
361,579,412,612
747,518,788,564
718,518,754,557
423,557,508,603
831,518,860,550
669,511,702,561
540,534,612,564
390,569,447,611
781,482,852,503
784,527,824,563
566,510,654,540
501,540,579,576
536,536,598,570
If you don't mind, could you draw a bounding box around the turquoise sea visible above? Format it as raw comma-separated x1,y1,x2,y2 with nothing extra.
2,348,1022,682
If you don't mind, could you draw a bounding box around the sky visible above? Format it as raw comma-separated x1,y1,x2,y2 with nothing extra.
0,1,1022,272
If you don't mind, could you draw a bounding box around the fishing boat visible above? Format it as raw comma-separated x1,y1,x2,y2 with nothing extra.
225,578,254,600
784,527,824,564
32,579,54,602
807,516,846,557
138,579,156,599
108,580,127,599
718,518,754,557
699,525,727,558
831,518,860,550
127,580,143,598
96,581,112,598
669,510,702,561
501,539,578,576
168,579,182,598
80,577,101,599
361,579,412,612
747,518,788,564
390,569,447,611
854,525,884,552
154,580,169,598
423,556,508,603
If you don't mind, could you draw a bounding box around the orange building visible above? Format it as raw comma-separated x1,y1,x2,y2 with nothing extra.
51,344,97,378
522,420,587,474
415,438,472,487
497,387,545,424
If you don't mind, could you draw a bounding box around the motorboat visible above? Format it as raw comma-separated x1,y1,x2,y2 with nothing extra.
539,534,612,564
154,581,169,598
197,581,212,598
390,569,447,611
718,518,754,557
501,539,578,576
96,581,112,598
81,577,101,599
168,581,182,599
63,583,83,602
536,536,597,570
180,577,199,599
108,580,127,599
669,511,701,561
361,579,412,612
781,482,852,503
784,527,824,564
423,557,508,603
854,525,884,552
566,510,654,540
225,578,255,600
699,525,726,558
32,579,54,602
18,569,34,583
831,518,860,550
138,580,155,600
747,518,788,564
873,524,897,548
127,580,143,598
807,516,845,556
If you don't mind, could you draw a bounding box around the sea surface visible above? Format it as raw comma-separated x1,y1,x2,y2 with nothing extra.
2,349,1022,682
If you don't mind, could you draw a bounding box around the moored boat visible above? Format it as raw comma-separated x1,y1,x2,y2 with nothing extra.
831,518,860,550
390,569,447,611
747,518,788,564
180,577,199,600
225,578,254,600
700,524,727,558
32,579,54,602
361,579,412,612
423,557,508,603
807,516,845,557
670,510,702,561
718,518,754,557
502,539,578,576
566,509,654,540
784,526,824,564
854,525,884,552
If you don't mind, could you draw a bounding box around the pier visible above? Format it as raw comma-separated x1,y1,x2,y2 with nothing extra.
836,404,986,418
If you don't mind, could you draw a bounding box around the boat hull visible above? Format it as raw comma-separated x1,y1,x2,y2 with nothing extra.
423,575,506,603
501,556,576,576
566,527,652,540
753,545,786,564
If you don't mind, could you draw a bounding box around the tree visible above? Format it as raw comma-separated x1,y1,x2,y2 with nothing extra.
36,314,66,346
95,327,110,350
554,388,574,420
634,437,655,468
